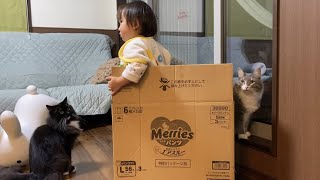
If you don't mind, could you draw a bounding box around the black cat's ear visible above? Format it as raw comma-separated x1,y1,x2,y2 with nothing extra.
237,67,245,78
62,97,68,104
253,68,261,79
46,105,54,111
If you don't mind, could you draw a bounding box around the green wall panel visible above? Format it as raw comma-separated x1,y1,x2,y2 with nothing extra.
0,0,28,32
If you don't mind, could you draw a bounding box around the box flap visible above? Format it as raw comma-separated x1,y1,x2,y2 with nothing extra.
112,64,233,104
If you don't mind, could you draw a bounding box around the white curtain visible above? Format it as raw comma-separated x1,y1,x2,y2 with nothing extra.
236,0,272,29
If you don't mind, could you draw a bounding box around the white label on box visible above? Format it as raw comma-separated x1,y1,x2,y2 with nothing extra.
210,105,231,129
117,161,136,177
212,161,230,170
155,159,191,168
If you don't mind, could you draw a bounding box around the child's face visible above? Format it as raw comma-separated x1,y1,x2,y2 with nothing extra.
118,15,139,42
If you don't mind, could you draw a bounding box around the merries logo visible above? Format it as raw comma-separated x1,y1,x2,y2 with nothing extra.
151,117,194,147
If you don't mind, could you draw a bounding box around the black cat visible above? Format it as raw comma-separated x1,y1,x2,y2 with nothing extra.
0,97,84,180
28,97,84,179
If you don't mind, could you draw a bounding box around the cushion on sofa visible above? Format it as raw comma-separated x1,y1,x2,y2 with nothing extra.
90,57,120,84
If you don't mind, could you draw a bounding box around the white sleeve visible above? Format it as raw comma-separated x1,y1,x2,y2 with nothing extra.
121,39,151,64
122,62,148,83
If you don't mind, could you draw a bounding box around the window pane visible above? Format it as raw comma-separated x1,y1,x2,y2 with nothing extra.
154,0,214,65
225,0,273,140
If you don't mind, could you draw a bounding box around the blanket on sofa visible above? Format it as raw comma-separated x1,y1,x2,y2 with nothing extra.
0,32,114,115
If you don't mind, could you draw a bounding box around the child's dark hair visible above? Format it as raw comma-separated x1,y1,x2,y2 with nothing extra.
118,1,157,37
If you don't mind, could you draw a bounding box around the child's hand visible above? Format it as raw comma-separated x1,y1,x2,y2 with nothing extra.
106,76,131,95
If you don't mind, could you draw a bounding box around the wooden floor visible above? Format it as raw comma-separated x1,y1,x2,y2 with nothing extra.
68,125,113,180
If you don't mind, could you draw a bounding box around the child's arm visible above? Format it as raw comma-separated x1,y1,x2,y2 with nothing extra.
106,76,131,95
107,62,147,95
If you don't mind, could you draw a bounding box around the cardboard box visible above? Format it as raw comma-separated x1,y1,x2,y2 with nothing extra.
112,64,234,180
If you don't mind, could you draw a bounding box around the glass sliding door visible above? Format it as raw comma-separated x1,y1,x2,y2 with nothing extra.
224,0,276,153
151,0,215,65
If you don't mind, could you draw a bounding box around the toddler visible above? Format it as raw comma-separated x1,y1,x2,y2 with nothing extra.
107,1,171,95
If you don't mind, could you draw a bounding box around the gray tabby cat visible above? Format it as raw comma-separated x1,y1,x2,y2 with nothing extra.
234,67,264,140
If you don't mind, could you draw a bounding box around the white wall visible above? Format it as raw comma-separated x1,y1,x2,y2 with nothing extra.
30,0,117,30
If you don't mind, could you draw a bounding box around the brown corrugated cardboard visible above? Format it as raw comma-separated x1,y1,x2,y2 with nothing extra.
112,64,234,180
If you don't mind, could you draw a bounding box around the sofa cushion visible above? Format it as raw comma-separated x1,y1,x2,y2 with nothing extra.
90,57,120,84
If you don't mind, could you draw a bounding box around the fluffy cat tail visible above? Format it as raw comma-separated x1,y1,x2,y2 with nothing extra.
43,173,64,180
22,172,64,180
28,172,64,180
0,167,63,180
0,166,31,180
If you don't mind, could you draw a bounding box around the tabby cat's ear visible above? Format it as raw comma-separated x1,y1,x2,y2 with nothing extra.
237,67,245,78
62,97,68,104
253,68,261,79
